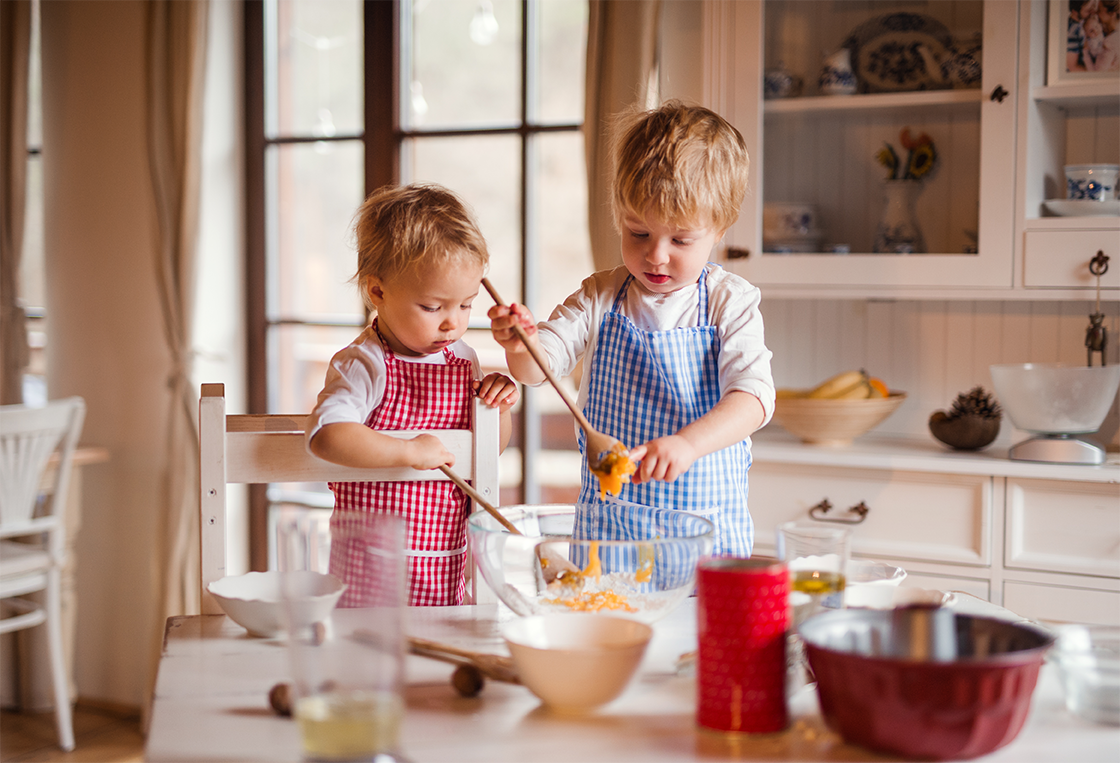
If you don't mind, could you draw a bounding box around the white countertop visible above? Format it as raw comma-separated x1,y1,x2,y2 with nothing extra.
146,598,1120,763
752,430,1120,484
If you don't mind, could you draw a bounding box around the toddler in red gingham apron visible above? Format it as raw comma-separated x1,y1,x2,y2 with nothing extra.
329,321,476,607
307,183,518,608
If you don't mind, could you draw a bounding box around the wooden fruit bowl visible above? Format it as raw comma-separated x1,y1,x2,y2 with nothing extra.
773,392,907,446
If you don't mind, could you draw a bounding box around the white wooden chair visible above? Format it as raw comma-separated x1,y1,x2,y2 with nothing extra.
198,383,500,613
0,396,85,752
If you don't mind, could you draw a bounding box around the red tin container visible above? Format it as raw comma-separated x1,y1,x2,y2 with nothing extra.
696,556,789,734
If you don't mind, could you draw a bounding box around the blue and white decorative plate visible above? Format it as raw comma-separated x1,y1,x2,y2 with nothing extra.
843,12,954,93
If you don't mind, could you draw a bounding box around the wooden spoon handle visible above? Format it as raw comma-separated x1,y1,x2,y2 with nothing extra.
438,464,520,535
481,278,595,433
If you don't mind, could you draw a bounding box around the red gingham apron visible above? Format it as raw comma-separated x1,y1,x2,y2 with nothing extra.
328,320,474,607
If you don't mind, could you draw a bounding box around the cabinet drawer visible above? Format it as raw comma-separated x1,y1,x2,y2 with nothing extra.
748,463,992,566
1003,580,1120,626
1006,478,1120,578
1023,229,1120,290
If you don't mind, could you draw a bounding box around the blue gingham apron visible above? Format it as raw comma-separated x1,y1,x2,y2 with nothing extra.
574,265,753,565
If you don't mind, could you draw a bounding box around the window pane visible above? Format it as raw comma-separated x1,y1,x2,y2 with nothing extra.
270,0,363,138
535,131,592,317
269,324,366,413
535,0,587,125
405,134,523,316
269,140,366,320
408,0,522,128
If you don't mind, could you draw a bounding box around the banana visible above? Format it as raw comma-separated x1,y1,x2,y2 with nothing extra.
807,370,868,400
830,380,873,400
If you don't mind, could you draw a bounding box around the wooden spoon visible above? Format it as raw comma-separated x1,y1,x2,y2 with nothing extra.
439,464,579,583
481,278,629,474
437,464,520,535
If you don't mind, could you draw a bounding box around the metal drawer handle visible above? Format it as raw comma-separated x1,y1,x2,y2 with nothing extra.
808,498,869,524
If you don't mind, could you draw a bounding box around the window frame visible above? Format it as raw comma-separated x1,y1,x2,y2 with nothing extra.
245,0,584,569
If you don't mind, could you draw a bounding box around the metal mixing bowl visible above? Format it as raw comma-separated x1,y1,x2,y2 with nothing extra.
468,504,714,624
800,606,1055,760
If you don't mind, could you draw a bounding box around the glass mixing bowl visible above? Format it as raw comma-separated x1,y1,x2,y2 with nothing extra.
990,363,1120,434
468,504,715,624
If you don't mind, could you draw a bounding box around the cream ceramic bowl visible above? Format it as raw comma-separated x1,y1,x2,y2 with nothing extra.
207,570,345,638
502,613,652,713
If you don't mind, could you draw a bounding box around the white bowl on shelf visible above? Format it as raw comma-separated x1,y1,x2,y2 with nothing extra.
1043,199,1120,217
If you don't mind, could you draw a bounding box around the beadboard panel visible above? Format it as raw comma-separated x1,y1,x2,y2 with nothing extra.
762,298,1120,448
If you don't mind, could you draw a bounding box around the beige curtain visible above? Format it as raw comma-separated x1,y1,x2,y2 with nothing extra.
144,0,208,717
583,0,662,272
1,0,32,406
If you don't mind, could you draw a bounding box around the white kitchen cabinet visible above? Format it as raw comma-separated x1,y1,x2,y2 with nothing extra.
748,431,1120,625
702,0,1119,299
1016,0,1120,294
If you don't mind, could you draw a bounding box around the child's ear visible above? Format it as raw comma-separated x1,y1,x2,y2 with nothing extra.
365,276,385,305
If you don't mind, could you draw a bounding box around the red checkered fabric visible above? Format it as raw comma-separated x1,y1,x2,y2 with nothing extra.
329,320,474,607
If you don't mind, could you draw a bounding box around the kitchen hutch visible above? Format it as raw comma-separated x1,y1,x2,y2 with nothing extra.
698,0,1120,626
702,0,1119,299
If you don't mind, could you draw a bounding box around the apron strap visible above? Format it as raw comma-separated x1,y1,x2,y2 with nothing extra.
406,543,468,559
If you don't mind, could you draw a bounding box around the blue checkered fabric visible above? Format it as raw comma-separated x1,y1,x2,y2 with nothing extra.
575,265,754,558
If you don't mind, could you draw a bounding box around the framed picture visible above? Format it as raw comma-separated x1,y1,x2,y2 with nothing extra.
1048,0,1120,85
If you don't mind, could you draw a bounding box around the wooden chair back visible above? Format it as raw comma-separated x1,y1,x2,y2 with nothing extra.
198,383,500,613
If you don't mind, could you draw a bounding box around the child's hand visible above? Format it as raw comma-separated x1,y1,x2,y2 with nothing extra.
627,436,699,485
475,373,519,413
488,302,538,354
407,433,455,471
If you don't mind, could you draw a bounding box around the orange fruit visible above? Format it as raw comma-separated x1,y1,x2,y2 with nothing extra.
868,377,889,397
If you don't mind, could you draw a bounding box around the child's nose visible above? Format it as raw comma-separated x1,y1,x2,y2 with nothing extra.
647,238,671,263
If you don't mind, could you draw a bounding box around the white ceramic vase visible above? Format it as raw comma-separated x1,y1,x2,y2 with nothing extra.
873,180,926,254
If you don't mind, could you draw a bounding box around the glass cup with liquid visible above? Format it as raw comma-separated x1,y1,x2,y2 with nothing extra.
278,511,409,763
775,522,852,628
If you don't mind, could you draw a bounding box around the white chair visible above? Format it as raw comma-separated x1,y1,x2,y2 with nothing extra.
0,396,85,752
198,383,500,612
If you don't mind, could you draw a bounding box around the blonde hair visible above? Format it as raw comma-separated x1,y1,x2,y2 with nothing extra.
352,183,489,308
611,100,749,233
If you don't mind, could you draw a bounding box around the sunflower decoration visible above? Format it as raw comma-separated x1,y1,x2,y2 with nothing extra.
876,127,938,181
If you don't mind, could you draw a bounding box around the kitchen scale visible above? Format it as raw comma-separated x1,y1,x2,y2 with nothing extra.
990,363,1120,466
989,253,1119,466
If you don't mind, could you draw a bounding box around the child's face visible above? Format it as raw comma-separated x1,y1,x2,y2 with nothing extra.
1086,13,1103,36
367,256,483,357
619,209,723,295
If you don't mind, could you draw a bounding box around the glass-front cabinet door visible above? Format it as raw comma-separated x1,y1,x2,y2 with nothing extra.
703,0,1018,296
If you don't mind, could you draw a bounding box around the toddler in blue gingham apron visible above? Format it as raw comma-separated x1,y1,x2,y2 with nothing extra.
572,265,753,583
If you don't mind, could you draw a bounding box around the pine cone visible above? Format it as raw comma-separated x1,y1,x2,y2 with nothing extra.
929,386,1001,450
947,386,1001,420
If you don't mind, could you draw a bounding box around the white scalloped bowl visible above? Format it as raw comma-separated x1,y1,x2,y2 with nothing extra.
207,570,345,638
